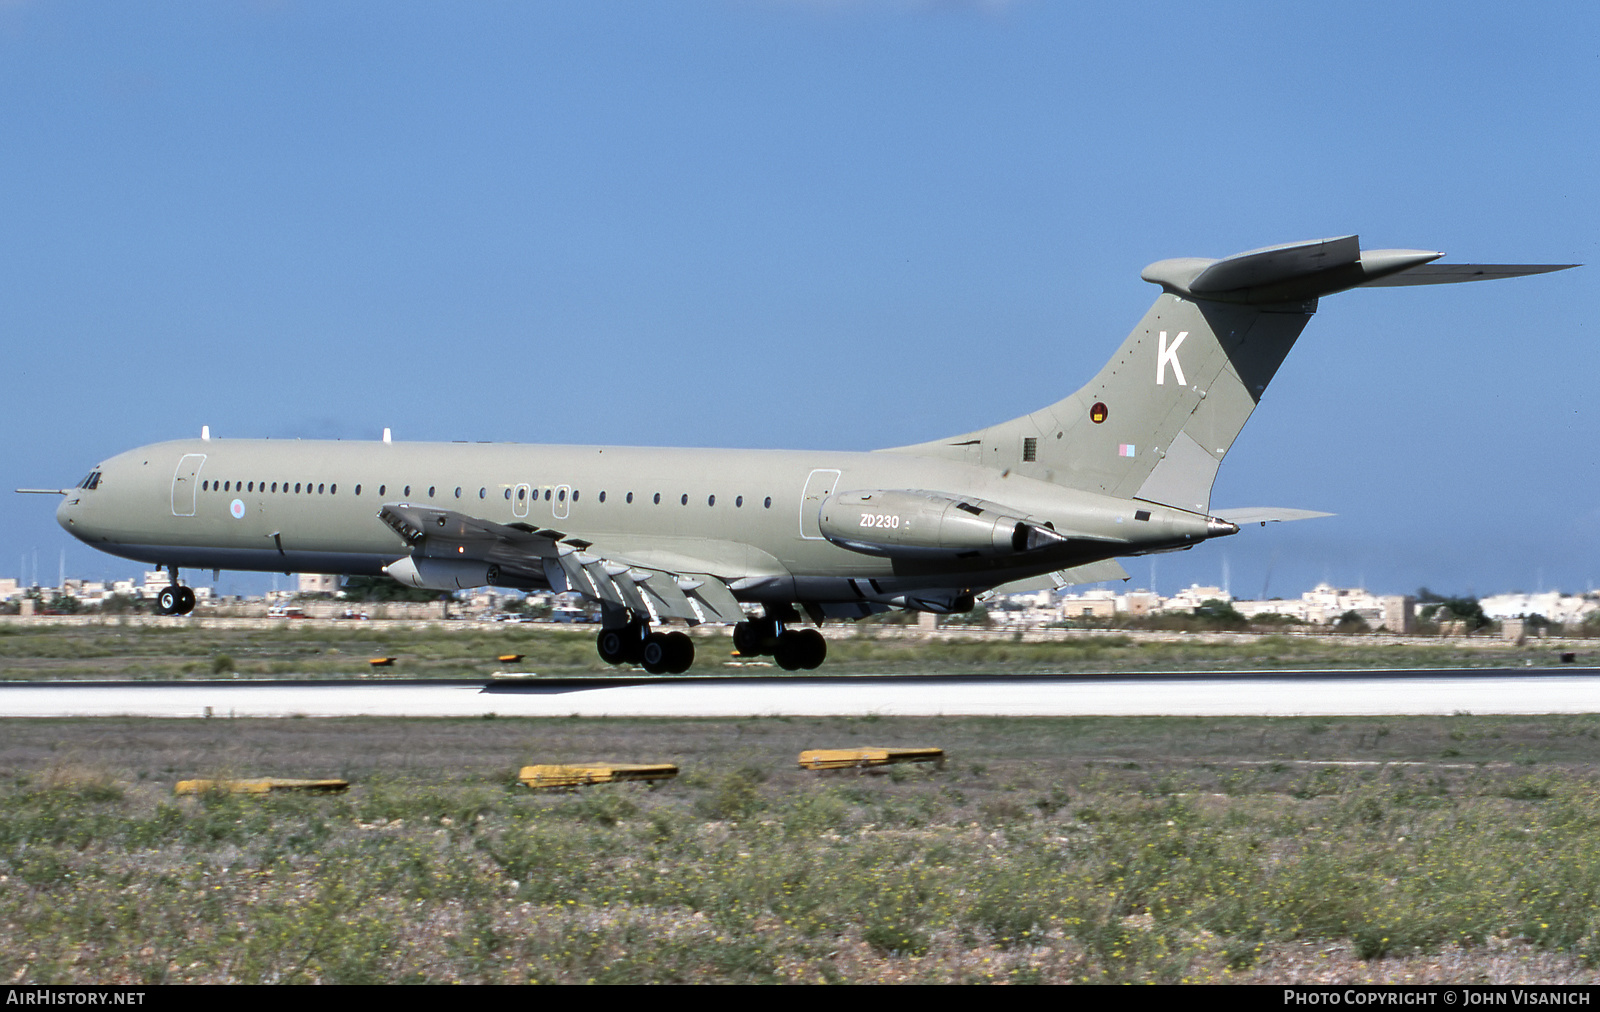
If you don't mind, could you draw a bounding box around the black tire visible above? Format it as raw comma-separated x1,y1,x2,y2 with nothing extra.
773,630,805,671
640,633,671,675
176,587,196,614
156,587,179,616
665,631,694,674
731,621,756,656
797,628,827,670
596,627,629,665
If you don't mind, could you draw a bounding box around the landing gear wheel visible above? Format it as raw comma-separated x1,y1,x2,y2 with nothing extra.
664,631,694,674
640,633,672,675
773,630,805,671
796,628,827,670
732,621,757,656
156,586,180,616
598,621,647,665
176,587,196,615
596,627,630,665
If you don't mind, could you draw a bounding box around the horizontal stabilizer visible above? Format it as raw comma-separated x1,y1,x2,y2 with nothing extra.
1358,263,1578,287
1213,507,1333,525
1188,235,1362,294
1142,236,1446,303
1141,235,1574,304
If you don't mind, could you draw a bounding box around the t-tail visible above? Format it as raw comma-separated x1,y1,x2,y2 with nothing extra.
890,235,1574,514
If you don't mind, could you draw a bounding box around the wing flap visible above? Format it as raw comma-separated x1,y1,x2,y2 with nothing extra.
376,504,749,624
680,574,746,623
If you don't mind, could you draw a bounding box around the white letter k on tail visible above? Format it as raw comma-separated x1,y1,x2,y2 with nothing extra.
1157,330,1188,386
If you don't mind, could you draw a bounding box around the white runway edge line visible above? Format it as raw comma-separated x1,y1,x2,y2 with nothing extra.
1,670,1598,718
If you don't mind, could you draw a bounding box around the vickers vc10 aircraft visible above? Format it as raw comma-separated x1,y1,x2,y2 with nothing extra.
23,236,1572,673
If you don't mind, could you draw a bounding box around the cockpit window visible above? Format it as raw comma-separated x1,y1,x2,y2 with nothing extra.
77,471,102,490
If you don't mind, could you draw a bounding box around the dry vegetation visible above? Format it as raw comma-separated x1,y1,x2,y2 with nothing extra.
2,714,1600,984
0,620,1589,680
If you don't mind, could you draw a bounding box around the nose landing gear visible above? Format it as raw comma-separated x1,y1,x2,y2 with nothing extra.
155,567,196,616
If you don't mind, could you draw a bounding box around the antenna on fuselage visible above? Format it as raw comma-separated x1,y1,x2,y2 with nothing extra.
382,428,392,444
201,426,211,441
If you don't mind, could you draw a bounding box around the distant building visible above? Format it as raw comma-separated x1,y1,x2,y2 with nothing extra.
1057,588,1118,620
297,573,340,595
1480,592,1598,625
1234,584,1414,631
1160,585,1232,612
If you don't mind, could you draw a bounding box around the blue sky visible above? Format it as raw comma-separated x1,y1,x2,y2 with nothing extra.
1,1,1595,600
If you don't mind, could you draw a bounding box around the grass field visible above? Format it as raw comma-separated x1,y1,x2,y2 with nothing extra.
0,620,1589,680
3,713,1600,983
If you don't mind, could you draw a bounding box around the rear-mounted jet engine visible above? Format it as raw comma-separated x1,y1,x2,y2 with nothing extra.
817,490,1068,559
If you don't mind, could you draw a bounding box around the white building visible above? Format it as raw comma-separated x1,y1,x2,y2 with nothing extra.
297,573,340,595
1480,592,1598,625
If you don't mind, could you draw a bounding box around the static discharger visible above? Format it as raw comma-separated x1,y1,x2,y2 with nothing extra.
175,778,350,795
368,656,396,667
798,747,945,771
519,763,679,789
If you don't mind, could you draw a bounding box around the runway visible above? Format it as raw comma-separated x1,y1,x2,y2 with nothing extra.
1,667,1598,718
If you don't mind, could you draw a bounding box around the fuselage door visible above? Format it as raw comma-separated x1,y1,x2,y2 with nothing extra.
553,484,571,521
512,483,531,519
799,468,841,540
171,454,206,517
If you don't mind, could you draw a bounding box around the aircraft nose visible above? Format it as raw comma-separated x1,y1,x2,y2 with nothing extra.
56,494,87,540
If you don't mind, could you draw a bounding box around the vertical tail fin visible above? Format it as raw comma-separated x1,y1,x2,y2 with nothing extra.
886,236,1572,514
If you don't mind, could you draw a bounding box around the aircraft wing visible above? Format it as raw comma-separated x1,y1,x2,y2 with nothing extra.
376,503,747,624
981,558,1131,598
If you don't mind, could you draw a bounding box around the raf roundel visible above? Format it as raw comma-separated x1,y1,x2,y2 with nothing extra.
230,499,246,520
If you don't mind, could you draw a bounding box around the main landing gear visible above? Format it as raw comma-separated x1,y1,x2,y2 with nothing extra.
732,611,827,671
596,619,694,675
154,567,196,616
594,606,829,674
